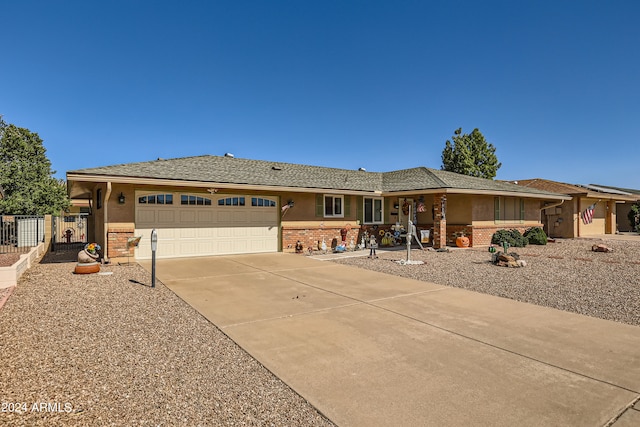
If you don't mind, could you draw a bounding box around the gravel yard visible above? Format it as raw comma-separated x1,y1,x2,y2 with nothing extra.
332,237,640,327
0,253,334,426
1,238,638,425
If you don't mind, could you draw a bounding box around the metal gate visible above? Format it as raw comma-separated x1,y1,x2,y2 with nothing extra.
52,214,88,251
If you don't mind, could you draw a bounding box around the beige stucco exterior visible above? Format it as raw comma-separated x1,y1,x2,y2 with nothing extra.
68,163,570,259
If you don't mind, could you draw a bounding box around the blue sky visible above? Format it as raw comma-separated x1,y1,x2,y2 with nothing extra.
2,0,639,189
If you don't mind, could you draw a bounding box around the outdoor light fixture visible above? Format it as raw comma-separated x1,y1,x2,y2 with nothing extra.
287,200,294,208
118,192,126,204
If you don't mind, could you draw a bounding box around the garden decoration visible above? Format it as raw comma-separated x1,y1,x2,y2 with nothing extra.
119,236,142,266
368,234,378,259
396,220,424,265
456,233,470,248
75,243,101,274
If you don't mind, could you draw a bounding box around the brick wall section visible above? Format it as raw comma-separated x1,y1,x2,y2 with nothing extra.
433,193,447,249
446,225,474,247
283,225,362,251
471,224,543,247
107,228,135,259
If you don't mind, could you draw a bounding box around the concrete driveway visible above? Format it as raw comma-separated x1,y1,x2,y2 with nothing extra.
140,253,640,426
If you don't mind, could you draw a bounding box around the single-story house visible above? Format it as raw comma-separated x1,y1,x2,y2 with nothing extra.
588,184,640,232
66,155,567,261
510,179,638,238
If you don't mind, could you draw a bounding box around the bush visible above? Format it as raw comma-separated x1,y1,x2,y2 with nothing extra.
491,229,528,247
524,227,547,245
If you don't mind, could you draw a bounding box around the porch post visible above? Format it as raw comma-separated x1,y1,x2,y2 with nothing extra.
433,193,447,249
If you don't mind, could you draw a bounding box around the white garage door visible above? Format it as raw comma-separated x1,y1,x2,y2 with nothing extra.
134,193,279,259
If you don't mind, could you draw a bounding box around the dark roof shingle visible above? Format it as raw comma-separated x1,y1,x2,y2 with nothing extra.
69,155,565,197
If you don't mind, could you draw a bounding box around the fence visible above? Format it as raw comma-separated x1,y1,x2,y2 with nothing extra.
0,215,45,254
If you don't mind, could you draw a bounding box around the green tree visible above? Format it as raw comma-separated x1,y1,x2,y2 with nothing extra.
441,128,502,179
0,118,70,214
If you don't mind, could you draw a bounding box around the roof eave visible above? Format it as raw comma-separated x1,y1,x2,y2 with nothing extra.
66,173,383,196
383,187,570,200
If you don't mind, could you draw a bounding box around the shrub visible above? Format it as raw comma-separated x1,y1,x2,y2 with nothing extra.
524,227,547,245
491,229,528,247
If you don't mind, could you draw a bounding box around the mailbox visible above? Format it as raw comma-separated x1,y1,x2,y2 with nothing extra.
151,229,158,252
151,229,158,288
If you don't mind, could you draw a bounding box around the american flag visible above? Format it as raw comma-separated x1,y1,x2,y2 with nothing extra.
581,204,595,224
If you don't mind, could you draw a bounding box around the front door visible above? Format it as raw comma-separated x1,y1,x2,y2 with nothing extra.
398,198,413,229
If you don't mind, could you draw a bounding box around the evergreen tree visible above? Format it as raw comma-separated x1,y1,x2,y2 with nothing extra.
441,128,502,179
0,118,69,214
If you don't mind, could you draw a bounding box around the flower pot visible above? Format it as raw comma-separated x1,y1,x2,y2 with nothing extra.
74,262,100,274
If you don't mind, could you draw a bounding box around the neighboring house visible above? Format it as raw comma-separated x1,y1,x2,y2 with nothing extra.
511,179,638,238
588,184,640,232
66,155,567,261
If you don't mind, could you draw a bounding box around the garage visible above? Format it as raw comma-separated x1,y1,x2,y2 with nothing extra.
134,192,279,259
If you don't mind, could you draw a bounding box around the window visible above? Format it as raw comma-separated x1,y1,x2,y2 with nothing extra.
324,195,344,217
138,194,174,205
494,197,524,223
251,197,276,207
181,195,212,206
364,197,383,223
217,197,245,206
96,189,102,209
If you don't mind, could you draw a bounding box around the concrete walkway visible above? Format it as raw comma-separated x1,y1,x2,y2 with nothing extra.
140,253,640,426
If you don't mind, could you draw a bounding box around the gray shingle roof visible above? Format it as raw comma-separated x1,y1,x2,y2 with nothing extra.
68,155,565,197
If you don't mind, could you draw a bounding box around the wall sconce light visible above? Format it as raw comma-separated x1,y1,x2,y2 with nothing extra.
118,192,126,204
287,200,294,208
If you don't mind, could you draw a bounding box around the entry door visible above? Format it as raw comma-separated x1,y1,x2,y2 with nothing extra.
398,198,413,229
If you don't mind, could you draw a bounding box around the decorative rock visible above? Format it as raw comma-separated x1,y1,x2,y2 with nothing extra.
498,254,516,263
493,251,524,267
592,244,613,253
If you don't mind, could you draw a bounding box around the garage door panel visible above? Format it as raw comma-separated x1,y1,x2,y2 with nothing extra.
135,194,278,259
179,228,197,239
251,211,277,223
180,210,197,223
233,228,248,237
197,211,215,223
136,210,156,224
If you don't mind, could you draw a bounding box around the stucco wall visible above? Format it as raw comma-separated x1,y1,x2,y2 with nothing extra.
577,198,607,236
446,195,472,224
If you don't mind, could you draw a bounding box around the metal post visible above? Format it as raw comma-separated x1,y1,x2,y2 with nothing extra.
151,229,158,288
406,220,413,263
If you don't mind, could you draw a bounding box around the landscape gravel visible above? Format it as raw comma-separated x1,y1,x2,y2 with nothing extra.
0,253,334,427
333,237,640,327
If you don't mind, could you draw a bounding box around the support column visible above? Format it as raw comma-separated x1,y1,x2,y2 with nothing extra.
433,193,447,249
